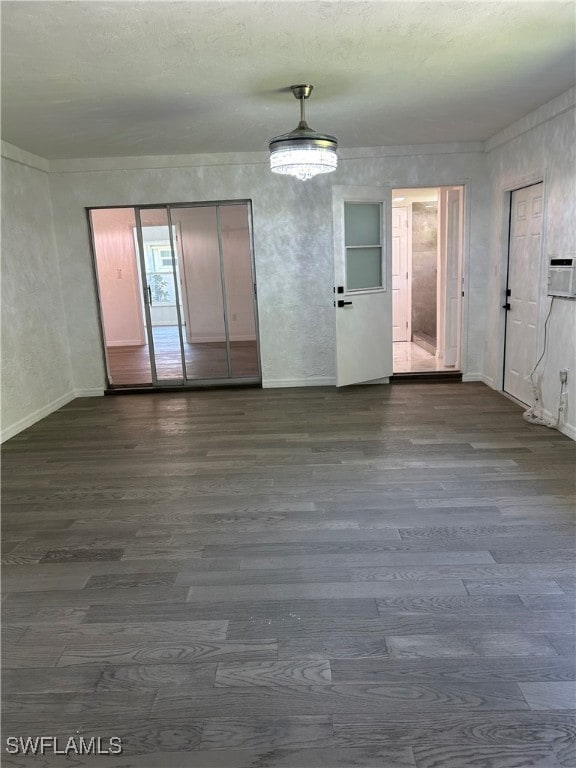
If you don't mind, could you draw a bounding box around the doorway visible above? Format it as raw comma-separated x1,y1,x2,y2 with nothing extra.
392,186,464,374
503,182,543,404
89,201,261,388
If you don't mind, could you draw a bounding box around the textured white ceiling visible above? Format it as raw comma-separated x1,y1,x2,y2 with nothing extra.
1,1,574,159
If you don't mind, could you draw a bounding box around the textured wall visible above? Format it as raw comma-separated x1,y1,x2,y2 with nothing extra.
484,90,576,438
411,202,438,343
1,155,73,439
47,144,490,391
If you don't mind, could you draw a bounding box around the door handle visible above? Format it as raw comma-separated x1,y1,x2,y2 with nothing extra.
502,302,510,310
147,285,153,305
337,300,353,307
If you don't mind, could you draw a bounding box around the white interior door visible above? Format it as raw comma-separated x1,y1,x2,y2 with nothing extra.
333,186,393,387
392,205,410,342
504,182,543,404
438,186,463,368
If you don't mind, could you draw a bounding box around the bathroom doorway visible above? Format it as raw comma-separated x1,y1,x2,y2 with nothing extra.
392,186,464,374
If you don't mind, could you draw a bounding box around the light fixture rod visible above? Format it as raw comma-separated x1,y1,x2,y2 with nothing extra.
291,84,313,128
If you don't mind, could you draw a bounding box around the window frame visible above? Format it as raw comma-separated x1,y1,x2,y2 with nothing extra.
344,201,385,293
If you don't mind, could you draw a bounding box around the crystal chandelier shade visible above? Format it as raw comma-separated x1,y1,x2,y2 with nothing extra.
269,85,338,181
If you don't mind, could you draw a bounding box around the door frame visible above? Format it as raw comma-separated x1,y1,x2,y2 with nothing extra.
437,186,464,369
391,203,412,343
87,199,262,389
390,183,469,376
495,172,548,393
406,206,413,343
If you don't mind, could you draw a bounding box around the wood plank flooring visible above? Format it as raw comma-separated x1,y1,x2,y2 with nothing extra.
1,382,575,767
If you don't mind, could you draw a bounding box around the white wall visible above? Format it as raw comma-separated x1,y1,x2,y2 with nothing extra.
46,143,490,392
0,145,76,441
484,88,576,439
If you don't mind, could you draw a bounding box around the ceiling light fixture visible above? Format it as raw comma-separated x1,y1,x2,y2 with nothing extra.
269,84,338,181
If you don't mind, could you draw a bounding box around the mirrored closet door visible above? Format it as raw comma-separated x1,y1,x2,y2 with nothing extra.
89,201,260,388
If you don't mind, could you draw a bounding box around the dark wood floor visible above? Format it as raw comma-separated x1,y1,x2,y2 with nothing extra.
1,382,575,767
106,326,259,384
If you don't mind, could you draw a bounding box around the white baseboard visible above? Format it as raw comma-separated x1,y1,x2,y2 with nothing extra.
486,381,575,442
1,391,76,442
1,389,105,442
263,377,393,389
74,388,105,398
263,377,336,388
557,421,576,440
539,407,576,441
462,372,491,383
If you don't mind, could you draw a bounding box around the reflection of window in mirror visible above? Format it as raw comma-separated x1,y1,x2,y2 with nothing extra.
143,242,179,306
150,244,173,272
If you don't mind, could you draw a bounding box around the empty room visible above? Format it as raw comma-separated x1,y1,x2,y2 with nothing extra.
1,2,575,767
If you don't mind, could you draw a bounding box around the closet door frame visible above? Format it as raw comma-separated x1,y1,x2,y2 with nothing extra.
88,199,261,390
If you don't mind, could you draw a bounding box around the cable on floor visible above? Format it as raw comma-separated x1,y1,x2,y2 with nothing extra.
522,296,566,430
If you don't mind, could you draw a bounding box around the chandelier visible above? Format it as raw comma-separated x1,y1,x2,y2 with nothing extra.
269,84,338,181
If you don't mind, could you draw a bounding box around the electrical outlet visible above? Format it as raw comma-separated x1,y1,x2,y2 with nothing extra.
560,369,568,384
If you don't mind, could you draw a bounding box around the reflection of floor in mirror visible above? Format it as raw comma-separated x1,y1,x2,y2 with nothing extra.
106,326,259,384
393,341,458,373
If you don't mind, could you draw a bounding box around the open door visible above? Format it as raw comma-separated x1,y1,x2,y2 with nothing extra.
333,186,393,387
438,186,463,368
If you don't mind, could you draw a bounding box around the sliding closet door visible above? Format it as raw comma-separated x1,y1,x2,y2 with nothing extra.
91,201,260,388
170,203,259,382
136,208,186,383
169,206,229,380
90,207,152,386
219,204,259,378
